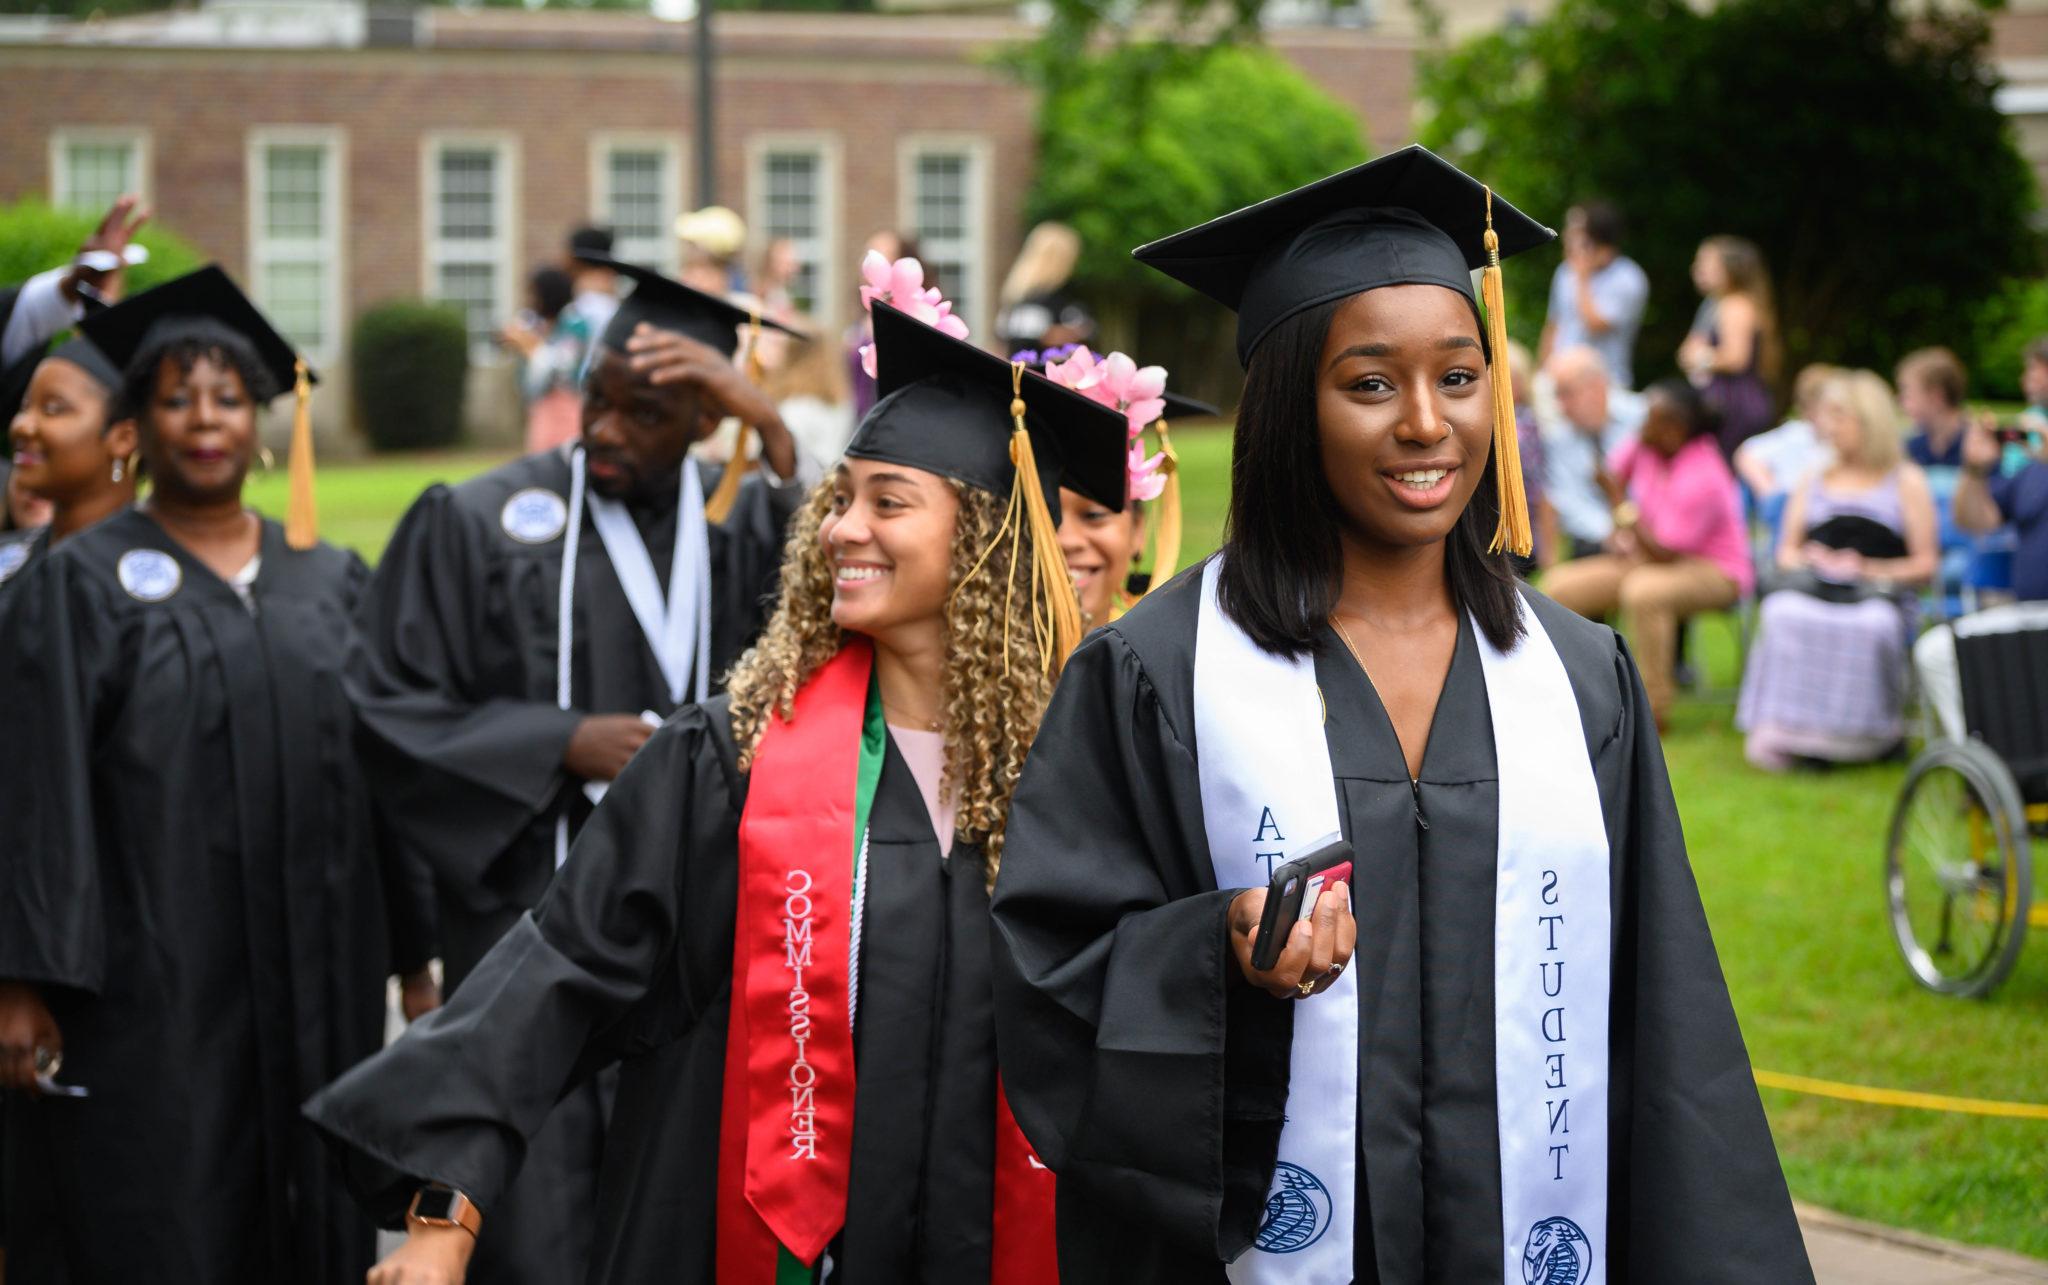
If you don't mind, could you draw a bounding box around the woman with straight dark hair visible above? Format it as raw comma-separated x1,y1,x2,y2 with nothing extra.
989,147,1812,1284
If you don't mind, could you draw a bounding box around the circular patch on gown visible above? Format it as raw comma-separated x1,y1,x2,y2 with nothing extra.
0,541,28,583
501,487,569,544
117,548,183,602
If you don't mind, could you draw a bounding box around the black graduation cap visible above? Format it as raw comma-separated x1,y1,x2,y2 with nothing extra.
567,224,615,263
78,264,314,398
850,300,1131,521
1133,145,1554,365
47,336,120,394
587,257,805,359
1157,390,1218,424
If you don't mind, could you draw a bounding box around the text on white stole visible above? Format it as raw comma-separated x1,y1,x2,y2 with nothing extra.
1539,867,1572,1181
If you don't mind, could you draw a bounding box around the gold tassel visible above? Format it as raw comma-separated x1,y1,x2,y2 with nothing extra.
285,358,318,551
1007,363,1083,675
1480,186,1532,557
1146,420,1183,594
702,311,766,524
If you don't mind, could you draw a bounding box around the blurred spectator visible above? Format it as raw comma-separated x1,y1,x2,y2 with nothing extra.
762,316,853,470
1679,235,1780,458
1896,346,1968,470
2015,337,2048,470
1,194,150,419
847,229,920,419
1537,199,1649,388
1541,345,1646,561
499,265,582,453
1735,362,1840,505
1544,379,1750,725
1912,415,2048,740
995,222,1095,355
675,205,748,295
754,236,802,319
1738,370,1939,770
1504,338,1550,573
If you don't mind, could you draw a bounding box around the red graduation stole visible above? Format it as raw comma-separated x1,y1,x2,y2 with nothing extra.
716,639,1059,1284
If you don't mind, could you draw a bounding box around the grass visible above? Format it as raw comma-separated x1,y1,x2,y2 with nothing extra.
266,427,2048,1259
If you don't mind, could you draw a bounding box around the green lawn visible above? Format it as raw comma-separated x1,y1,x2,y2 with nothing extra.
258,428,2048,1258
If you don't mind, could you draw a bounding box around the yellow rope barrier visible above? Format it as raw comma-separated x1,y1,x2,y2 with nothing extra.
1754,1069,2048,1120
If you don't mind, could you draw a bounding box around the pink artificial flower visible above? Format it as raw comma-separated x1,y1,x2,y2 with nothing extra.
858,250,971,342
1127,440,1168,503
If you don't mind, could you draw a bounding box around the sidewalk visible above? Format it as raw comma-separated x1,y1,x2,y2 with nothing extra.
1803,1204,2048,1284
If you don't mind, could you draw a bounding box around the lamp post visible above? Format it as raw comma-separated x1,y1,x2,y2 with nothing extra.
695,0,716,206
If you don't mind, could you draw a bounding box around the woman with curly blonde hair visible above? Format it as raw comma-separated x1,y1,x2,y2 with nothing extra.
307,298,1131,1285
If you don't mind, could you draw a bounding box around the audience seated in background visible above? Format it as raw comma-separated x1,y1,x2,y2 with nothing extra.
1738,370,1940,770
1912,415,2048,741
1898,346,1969,470
1544,379,1751,727
1539,344,1645,565
1735,362,1839,511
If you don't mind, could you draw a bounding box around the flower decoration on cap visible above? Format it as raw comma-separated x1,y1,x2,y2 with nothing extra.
857,251,969,378
1034,344,1171,502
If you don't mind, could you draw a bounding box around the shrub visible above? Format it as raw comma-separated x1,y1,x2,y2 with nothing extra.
351,301,470,451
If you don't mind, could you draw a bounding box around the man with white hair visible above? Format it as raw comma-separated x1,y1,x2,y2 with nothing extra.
1542,344,1646,562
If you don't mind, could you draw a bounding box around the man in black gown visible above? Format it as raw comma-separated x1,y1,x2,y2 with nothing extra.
344,261,806,1284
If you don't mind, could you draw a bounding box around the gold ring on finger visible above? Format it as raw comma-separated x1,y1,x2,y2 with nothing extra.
1296,980,1316,997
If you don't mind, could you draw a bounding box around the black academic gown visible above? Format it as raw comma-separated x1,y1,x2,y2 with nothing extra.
342,447,802,1283
306,695,1009,1284
989,569,1814,1284
0,525,47,604
0,509,434,1285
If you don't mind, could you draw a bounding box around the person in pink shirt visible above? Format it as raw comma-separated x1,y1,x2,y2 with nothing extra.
1545,377,1751,725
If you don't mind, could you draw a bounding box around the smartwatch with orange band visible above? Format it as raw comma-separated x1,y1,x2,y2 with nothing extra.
407,1185,483,1239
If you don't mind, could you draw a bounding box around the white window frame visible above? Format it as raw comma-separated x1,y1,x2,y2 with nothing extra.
245,126,346,363
49,127,152,213
746,132,840,327
420,132,520,362
897,135,994,342
588,132,686,275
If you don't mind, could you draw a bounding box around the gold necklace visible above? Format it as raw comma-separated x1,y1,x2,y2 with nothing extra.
1329,611,1378,688
881,699,943,733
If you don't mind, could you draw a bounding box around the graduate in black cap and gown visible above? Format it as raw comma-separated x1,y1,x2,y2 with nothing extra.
305,298,1133,1285
0,266,437,1285
339,259,809,1284
990,147,1814,1285
0,337,136,599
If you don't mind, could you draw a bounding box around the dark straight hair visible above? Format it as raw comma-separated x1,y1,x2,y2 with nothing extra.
1215,297,1525,658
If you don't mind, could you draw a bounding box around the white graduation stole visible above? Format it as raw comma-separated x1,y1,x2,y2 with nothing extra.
552,449,713,867
1192,559,1612,1285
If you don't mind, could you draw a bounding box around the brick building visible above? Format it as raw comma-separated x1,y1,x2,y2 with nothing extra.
0,2,1417,441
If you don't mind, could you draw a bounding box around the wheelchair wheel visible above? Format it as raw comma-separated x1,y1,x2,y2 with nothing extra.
1886,739,2032,997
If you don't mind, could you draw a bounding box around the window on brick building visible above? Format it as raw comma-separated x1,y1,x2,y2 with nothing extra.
902,141,989,339
50,130,149,213
425,138,517,356
595,139,682,274
749,137,837,320
248,130,343,357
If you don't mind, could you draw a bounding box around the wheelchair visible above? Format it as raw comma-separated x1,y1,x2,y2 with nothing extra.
1886,624,2048,997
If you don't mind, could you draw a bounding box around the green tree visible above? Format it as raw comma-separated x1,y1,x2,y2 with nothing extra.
1023,42,1367,401
1419,0,2037,395
0,198,205,305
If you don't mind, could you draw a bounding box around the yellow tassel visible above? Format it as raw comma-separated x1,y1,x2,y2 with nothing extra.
1147,420,1183,593
1007,363,1082,675
1480,187,1532,558
285,358,318,551
703,312,765,524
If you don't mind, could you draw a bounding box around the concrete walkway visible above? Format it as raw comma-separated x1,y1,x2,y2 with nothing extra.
1804,1204,2048,1284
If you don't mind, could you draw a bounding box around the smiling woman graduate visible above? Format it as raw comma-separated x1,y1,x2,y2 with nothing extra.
0,266,436,1285
303,297,1131,1285
987,147,1814,1285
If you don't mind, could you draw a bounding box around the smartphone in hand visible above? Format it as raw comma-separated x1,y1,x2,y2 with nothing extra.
1250,834,1354,972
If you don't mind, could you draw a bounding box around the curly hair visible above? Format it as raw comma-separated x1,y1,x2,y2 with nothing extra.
726,477,1055,890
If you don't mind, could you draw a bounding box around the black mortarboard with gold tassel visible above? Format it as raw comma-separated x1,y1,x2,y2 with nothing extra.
586,255,808,524
851,300,1130,672
80,263,325,548
1131,144,1554,556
